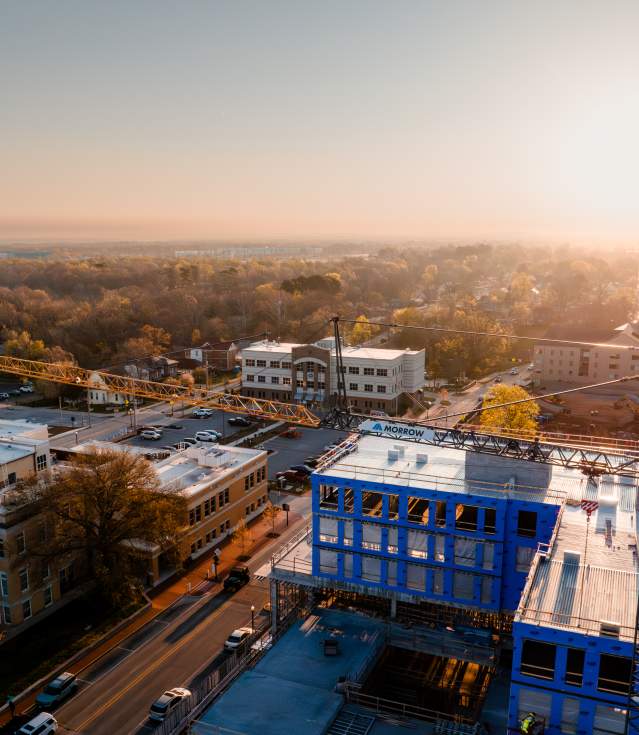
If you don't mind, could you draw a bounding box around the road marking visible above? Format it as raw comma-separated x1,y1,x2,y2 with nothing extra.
117,646,133,652
73,597,240,732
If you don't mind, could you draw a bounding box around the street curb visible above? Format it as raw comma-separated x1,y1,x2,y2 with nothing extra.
0,596,152,717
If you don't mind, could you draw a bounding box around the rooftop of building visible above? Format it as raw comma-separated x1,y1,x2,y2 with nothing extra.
154,443,265,498
0,418,49,442
243,339,423,360
316,434,592,504
517,479,639,641
192,609,389,735
0,442,35,465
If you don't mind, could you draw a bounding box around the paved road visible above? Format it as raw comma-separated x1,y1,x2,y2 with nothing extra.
262,426,349,479
54,517,308,735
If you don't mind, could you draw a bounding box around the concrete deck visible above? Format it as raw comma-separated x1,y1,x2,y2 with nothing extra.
192,609,385,735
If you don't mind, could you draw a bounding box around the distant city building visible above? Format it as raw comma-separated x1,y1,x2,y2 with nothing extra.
186,341,240,372
240,338,425,415
124,355,179,382
533,321,639,386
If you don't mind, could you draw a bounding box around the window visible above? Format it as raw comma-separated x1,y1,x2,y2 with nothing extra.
520,639,556,680
344,488,354,513
361,556,381,582
257,375,266,383
407,530,429,558
560,697,579,734
0,572,8,597
363,367,374,376
593,705,627,734
480,577,492,604
516,545,535,572
406,563,426,591
377,385,386,393
319,549,338,574
246,374,255,382
517,510,537,537
271,376,279,384
348,366,359,375
319,516,338,543
364,384,373,392
349,383,358,391
319,485,339,511
283,376,291,385
435,501,446,527
362,491,383,517
245,359,255,367
19,568,29,592
270,360,280,368
387,560,397,586
432,569,444,594
16,532,26,555
0,538,3,558
43,585,53,607
484,508,496,534
407,497,429,524
387,495,399,520
482,542,495,569
22,599,32,620
362,523,382,551
282,361,292,370
565,648,585,687
256,359,266,367
36,454,47,471
517,688,552,726
343,553,353,578
455,504,478,531
387,526,398,553
218,489,229,507
376,368,388,376
454,537,476,566
3,605,11,624
194,506,202,523
42,562,50,580
434,534,445,561
598,654,631,695
204,498,212,516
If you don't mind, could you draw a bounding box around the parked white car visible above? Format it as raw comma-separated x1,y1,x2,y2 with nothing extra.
193,408,214,418
17,712,58,734
19,385,34,393
195,431,219,442
140,430,162,440
224,627,252,651
148,687,191,722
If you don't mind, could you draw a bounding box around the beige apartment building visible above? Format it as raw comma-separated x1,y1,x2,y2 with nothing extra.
533,321,639,387
0,420,82,636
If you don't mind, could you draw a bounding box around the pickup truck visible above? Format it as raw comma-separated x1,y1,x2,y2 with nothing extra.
223,566,250,592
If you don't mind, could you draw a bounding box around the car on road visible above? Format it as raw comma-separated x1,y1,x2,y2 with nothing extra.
228,416,251,427
224,627,253,651
35,672,77,710
192,408,214,418
510,368,519,375
223,565,250,592
0,392,9,400
493,376,502,383
275,469,310,484
181,437,198,445
168,423,183,429
195,430,220,442
148,687,192,722
19,385,34,393
140,429,162,440
138,425,163,435
17,712,58,734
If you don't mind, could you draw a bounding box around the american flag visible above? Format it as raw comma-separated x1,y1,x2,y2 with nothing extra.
580,500,599,516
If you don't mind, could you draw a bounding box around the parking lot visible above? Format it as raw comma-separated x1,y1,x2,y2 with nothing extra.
261,426,349,479
121,409,252,450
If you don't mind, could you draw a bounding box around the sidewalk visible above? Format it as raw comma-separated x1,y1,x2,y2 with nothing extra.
0,507,303,726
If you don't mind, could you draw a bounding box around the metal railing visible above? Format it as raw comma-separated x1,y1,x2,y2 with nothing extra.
270,525,311,566
344,687,475,725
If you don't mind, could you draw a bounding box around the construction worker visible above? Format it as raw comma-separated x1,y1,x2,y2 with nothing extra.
520,712,536,734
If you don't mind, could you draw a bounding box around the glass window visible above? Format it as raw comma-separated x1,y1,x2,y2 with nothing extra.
598,654,631,695
454,537,476,566
520,640,556,680
387,526,398,553
435,501,446,527
36,454,47,471
0,572,8,597
343,553,353,578
482,542,495,570
434,534,445,562
319,549,338,574
348,366,359,375
516,545,536,572
560,697,580,734
19,568,28,592
3,605,11,624
361,556,381,582
407,530,429,559
363,367,374,375
349,383,358,391
387,561,397,586
484,507,497,534
364,384,373,392
407,497,429,524
593,705,626,734
319,516,338,543
387,495,399,520
453,571,474,600
319,485,339,511
16,532,26,555
22,599,31,620
362,523,382,550
377,385,386,393
432,569,444,594
406,564,426,591
518,688,552,723
480,577,492,604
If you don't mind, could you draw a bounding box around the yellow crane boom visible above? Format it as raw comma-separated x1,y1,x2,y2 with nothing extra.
0,355,320,427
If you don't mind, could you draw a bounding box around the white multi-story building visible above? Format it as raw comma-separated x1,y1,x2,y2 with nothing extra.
241,338,425,415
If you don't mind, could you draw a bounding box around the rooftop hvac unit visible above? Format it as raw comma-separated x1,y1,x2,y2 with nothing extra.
600,621,620,638
563,550,580,565
415,453,428,465
388,449,400,462
392,444,405,457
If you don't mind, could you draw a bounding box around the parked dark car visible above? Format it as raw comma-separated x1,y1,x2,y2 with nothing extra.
228,416,252,427
290,464,313,475
304,456,320,467
223,566,250,592
35,671,77,709
275,469,309,483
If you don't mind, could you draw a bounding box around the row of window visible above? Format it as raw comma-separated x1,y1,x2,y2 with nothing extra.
520,639,632,695
189,489,228,526
0,524,49,558
190,520,231,554
244,359,295,369
347,366,388,376
318,549,494,603
2,594,50,624
244,467,266,490
348,383,387,393
318,487,540,538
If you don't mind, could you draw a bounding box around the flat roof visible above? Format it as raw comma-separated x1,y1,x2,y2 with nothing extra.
155,444,265,498
0,442,34,464
517,488,639,641
193,609,385,735
242,340,423,359
0,418,48,441
317,434,584,503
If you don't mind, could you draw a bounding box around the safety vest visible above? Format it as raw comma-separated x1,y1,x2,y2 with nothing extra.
521,713,536,734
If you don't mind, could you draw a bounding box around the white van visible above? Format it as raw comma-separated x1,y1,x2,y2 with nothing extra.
17,712,58,735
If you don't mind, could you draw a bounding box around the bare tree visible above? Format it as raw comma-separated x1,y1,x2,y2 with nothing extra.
231,518,252,560
262,502,282,538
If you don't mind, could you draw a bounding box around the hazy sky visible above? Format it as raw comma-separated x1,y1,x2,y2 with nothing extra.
1,1,638,242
